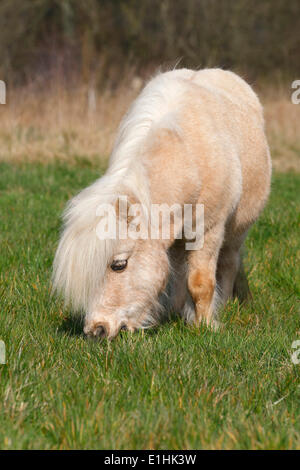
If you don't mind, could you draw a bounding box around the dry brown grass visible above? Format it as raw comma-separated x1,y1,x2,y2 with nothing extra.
0,79,140,166
0,78,299,172
262,85,300,172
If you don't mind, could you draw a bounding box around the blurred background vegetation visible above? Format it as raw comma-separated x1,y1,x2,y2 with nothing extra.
0,0,299,86
0,0,299,171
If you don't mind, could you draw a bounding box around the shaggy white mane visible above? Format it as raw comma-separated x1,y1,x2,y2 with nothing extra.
52,69,190,312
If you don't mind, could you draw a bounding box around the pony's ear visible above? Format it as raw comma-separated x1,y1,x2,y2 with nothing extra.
114,194,139,226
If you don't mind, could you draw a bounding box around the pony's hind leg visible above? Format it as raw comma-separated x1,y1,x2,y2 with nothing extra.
233,259,251,303
217,235,251,305
217,244,241,304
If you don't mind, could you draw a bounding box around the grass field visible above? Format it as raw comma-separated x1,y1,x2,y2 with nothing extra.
0,161,299,449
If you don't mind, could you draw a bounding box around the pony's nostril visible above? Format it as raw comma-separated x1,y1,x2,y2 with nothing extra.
94,325,106,337
120,324,127,331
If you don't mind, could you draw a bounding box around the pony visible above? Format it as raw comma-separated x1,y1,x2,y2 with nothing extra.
52,68,271,339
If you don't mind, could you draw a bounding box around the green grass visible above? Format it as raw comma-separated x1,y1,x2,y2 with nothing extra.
0,161,299,450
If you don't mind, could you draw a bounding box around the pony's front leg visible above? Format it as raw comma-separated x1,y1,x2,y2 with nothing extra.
187,224,224,328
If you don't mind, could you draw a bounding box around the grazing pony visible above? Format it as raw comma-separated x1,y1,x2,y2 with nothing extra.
53,68,271,339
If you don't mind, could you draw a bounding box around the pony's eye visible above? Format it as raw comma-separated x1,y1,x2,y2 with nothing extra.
111,259,128,272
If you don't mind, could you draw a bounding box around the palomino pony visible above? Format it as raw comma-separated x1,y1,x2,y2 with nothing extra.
53,68,271,339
